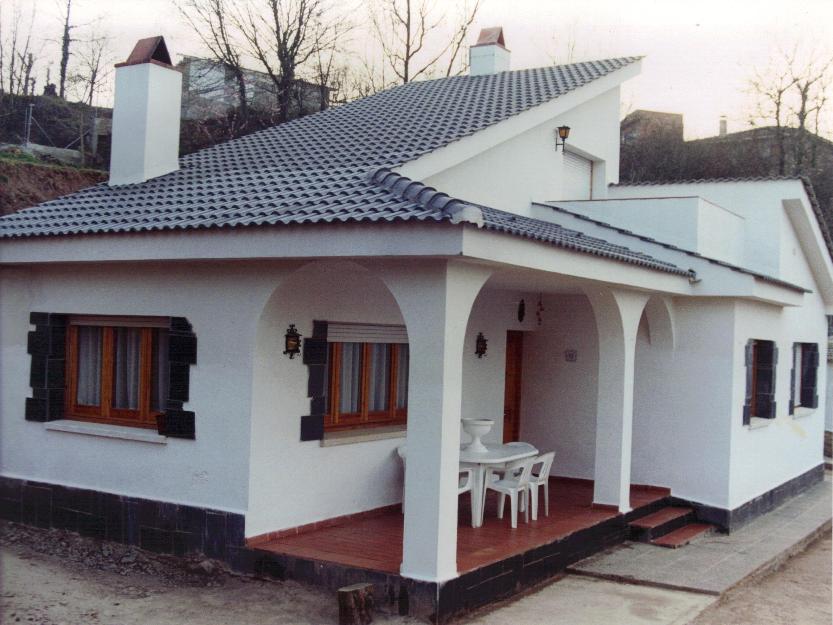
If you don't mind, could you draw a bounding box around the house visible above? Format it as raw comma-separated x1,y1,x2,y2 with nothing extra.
1,31,831,622
178,55,328,120
620,109,684,144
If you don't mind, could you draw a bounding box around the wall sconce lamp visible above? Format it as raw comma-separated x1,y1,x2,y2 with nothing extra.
555,125,571,151
475,332,488,359
284,324,302,359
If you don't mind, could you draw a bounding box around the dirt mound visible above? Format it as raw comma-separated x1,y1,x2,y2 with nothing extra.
0,149,107,214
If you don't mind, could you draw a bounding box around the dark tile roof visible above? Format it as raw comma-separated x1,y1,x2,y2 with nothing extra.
0,57,690,277
611,176,833,257
368,168,691,276
0,57,639,239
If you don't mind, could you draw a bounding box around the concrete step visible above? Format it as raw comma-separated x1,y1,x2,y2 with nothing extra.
651,523,715,548
629,506,694,542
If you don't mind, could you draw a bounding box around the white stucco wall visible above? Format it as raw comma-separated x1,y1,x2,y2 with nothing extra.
609,180,812,279
0,262,282,514
422,87,622,215
630,299,736,506
728,297,828,508
247,261,409,537
558,197,745,266
247,267,541,537
521,294,600,479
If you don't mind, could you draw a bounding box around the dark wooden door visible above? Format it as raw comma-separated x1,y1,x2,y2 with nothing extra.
503,331,524,443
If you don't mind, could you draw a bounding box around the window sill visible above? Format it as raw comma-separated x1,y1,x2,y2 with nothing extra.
44,420,167,444
320,426,406,447
791,407,816,420
746,417,774,430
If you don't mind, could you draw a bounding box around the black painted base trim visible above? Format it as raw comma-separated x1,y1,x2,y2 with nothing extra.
0,476,244,560
670,463,825,533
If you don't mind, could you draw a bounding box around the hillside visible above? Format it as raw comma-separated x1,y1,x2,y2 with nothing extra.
0,149,106,214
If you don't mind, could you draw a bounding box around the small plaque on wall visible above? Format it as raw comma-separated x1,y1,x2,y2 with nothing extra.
564,349,578,362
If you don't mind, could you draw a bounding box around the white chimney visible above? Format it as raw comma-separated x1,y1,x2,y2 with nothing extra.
469,27,510,76
719,115,728,137
109,36,181,186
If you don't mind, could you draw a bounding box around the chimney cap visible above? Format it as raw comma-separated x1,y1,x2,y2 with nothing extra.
472,27,508,51
115,36,173,69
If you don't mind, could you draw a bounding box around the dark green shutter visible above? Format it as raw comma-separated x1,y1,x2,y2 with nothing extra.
800,344,819,409
157,317,197,439
789,346,796,415
26,312,67,422
743,340,754,425
300,321,328,441
756,343,777,420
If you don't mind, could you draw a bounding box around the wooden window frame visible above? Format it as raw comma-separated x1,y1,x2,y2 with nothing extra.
325,342,407,431
65,316,169,430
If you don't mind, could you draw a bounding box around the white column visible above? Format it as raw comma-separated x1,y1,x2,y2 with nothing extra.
585,288,649,512
379,259,491,582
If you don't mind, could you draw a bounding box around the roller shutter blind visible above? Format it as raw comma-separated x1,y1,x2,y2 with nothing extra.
563,152,593,200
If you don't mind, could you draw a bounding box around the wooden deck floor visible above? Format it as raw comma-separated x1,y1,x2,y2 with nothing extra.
254,478,668,574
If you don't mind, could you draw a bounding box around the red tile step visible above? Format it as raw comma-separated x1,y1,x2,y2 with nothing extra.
651,523,715,548
628,506,694,542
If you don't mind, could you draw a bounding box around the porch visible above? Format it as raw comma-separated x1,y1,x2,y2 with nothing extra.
251,479,668,574
247,479,670,620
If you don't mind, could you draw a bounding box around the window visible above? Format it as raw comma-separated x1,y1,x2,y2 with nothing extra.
743,339,777,423
65,316,170,429
791,343,819,413
325,342,408,431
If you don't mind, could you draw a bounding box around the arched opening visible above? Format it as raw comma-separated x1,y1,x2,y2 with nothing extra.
632,295,675,488
247,260,409,539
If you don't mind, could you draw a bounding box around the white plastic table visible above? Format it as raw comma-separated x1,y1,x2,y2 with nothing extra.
460,442,539,528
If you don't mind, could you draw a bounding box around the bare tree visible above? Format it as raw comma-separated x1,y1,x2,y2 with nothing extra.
369,0,480,86
69,32,111,106
0,0,39,96
237,0,342,123
57,0,78,99
749,47,833,175
177,0,250,118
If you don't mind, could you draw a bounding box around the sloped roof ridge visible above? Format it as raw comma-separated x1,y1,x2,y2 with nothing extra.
0,56,642,240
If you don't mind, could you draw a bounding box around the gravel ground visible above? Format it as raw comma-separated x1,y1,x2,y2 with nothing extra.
0,521,420,625
688,534,832,625
2,520,830,625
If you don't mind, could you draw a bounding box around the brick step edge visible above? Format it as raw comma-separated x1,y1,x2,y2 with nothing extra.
629,507,694,542
651,523,715,549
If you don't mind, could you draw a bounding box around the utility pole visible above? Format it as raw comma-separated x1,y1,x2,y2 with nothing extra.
23,103,35,146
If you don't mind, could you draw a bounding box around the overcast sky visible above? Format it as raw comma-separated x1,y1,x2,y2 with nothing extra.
13,0,833,139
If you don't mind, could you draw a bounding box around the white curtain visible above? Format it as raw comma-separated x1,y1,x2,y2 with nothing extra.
76,326,102,406
368,344,390,412
396,345,409,410
152,330,170,412
339,343,363,414
113,327,141,410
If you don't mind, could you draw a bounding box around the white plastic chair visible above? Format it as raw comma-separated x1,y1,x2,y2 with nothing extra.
527,452,555,520
397,445,474,520
485,456,536,528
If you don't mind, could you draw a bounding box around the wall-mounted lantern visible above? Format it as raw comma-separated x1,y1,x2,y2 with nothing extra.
284,324,302,359
555,125,571,151
475,332,488,359
517,299,526,323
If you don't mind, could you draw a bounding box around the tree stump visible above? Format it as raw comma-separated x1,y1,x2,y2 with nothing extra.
338,582,374,625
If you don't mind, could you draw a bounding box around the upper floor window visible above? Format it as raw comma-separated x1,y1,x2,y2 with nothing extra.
325,341,408,431
66,316,169,429
791,343,819,413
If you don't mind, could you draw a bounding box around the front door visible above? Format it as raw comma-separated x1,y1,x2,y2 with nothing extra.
503,331,524,443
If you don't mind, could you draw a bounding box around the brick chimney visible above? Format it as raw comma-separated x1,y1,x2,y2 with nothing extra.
109,36,181,186
719,115,728,137
469,27,510,76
